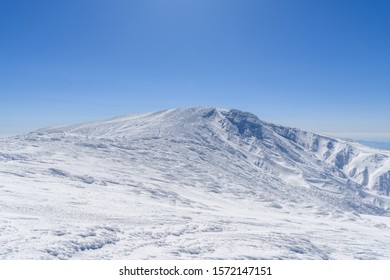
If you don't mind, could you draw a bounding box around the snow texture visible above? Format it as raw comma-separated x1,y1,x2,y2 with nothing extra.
1,107,390,259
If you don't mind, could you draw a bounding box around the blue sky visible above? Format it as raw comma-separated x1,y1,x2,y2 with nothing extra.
1,0,389,140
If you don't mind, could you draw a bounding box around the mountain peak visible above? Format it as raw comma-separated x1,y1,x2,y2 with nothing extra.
31,107,390,210
35,107,260,139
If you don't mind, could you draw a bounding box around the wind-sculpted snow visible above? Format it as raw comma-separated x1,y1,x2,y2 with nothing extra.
1,107,390,259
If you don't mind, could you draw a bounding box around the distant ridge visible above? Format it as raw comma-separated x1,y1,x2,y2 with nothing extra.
358,140,390,151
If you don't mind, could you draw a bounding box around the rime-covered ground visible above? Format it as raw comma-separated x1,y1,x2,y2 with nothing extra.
1,108,390,259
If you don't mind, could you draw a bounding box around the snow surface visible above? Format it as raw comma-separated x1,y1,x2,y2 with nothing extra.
1,107,390,259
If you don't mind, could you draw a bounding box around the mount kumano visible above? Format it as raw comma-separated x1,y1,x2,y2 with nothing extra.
1,107,390,259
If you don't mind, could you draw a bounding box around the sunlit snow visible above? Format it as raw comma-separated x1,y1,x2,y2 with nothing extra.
1,108,390,259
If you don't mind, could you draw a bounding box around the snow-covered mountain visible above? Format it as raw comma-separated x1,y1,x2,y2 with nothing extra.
1,107,390,259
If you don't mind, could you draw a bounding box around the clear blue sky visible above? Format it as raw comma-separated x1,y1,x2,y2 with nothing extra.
1,0,389,140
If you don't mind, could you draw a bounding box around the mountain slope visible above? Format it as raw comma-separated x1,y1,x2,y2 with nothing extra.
1,107,390,259
37,107,390,211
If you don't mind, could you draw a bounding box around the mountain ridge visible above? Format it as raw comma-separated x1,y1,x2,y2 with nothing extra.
30,107,390,212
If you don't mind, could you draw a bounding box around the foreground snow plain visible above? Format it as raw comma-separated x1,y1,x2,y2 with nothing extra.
1,108,390,259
